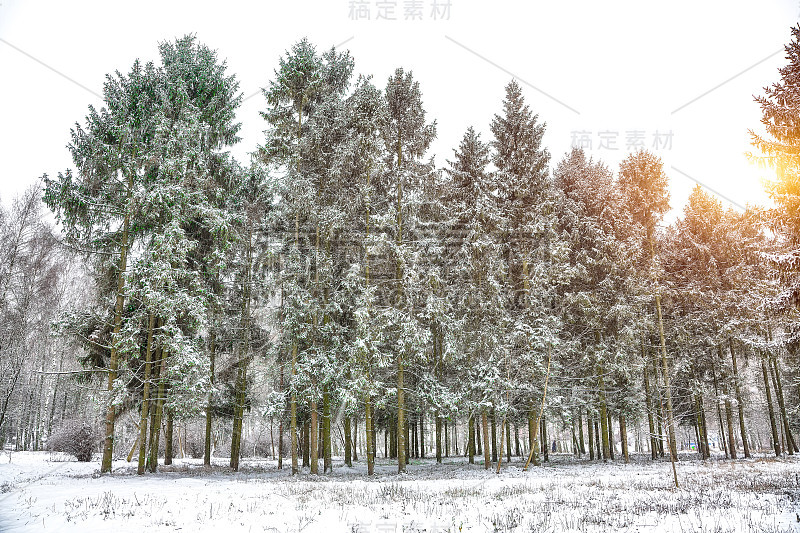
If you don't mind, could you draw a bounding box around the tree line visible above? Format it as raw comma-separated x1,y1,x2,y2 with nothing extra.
3,28,800,479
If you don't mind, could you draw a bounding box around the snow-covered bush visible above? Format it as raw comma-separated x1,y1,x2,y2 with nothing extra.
47,419,98,462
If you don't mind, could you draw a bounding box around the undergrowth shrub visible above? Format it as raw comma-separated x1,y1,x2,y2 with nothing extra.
47,419,97,462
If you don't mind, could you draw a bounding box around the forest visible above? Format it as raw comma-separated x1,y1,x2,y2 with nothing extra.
2,25,800,487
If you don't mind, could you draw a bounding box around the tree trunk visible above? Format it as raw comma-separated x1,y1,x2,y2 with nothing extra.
496,415,506,473
481,409,491,469
204,321,216,468
619,414,629,463
712,355,728,458
642,348,658,460
468,414,475,464
435,412,442,463
353,416,359,461
599,391,610,461
344,416,352,467
528,402,542,467
594,419,601,460
323,390,332,473
527,406,535,458
291,344,299,474
419,411,425,459
277,353,284,470
230,226,253,472
761,355,781,456
366,397,374,475
491,408,498,463
588,416,595,460
769,353,796,454
397,354,406,472
389,415,396,459
729,338,750,458
410,413,417,459
725,396,737,459
405,416,411,462
700,398,711,458
101,185,132,474
541,414,549,462
147,349,167,473
444,417,450,458
137,313,155,475
505,418,512,463
302,419,310,467
475,414,482,456
655,292,678,488
164,410,173,466
695,394,709,460
310,397,319,474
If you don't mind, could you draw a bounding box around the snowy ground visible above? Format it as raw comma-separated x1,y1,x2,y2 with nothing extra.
0,451,798,532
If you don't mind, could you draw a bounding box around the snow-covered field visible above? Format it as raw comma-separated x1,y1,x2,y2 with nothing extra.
1,452,798,532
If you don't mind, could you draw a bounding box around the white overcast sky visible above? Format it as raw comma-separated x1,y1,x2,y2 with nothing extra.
1,0,797,219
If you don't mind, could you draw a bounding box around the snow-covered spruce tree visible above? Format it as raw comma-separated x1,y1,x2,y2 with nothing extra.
259,38,354,475
228,163,275,471
751,24,800,246
490,80,564,467
617,149,679,484
42,58,162,473
193,158,242,468
750,24,800,437
154,35,243,471
337,75,387,474
409,137,452,467
662,189,790,458
155,35,243,469
553,148,640,463
286,84,355,475
657,187,721,460
121,217,208,474
377,67,437,473
43,35,242,473
441,127,508,468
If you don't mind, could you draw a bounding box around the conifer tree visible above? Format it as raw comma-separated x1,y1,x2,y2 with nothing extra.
380,68,436,473
491,80,560,466
43,35,242,473
444,127,507,468
43,58,162,473
618,149,678,486
260,38,353,474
